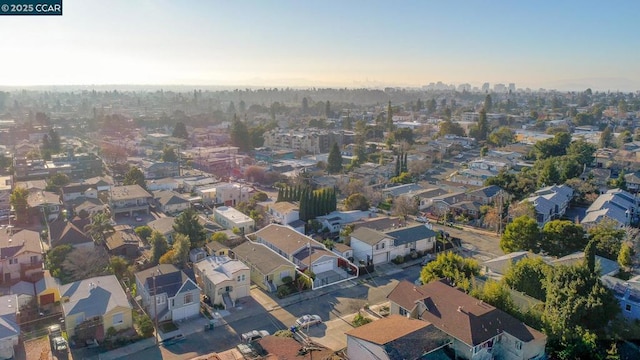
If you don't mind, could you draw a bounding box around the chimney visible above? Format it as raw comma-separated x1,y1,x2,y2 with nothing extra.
457,306,464,313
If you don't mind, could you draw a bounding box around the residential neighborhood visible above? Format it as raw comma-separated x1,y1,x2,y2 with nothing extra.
2,47,640,360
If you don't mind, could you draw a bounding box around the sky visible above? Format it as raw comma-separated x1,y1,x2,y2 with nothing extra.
1,0,639,91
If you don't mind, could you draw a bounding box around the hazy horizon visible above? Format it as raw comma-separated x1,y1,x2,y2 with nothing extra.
2,0,639,92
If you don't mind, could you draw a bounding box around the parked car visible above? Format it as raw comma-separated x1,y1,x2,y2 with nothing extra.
415,216,428,223
241,330,270,343
421,253,435,266
295,314,322,328
51,336,68,352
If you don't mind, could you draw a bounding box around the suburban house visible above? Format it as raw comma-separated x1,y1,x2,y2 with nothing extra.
349,224,437,265
213,206,255,234
72,198,108,218
581,188,638,229
601,275,640,321
27,190,61,221
387,280,547,360
346,314,451,360
316,210,370,233
415,188,451,211
0,228,43,283
147,178,181,192
0,295,20,360
523,184,574,226
153,190,191,215
215,183,252,206
104,225,140,258
331,243,353,261
0,176,11,220
249,224,358,289
60,275,133,341
465,185,508,205
266,201,299,226
194,255,250,309
548,251,619,277
144,162,179,180
231,241,298,293
134,264,201,322
108,184,152,218
10,281,35,310
35,271,60,308
61,183,99,202
47,217,94,249
482,252,540,280
147,217,176,244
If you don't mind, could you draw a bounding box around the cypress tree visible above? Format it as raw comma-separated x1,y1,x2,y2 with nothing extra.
402,152,408,173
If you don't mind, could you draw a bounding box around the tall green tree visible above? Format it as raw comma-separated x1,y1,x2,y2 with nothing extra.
587,219,625,260
484,94,493,112
173,208,207,248
9,187,29,224
500,215,541,253
45,173,70,193
344,193,369,211
437,120,465,137
502,257,551,301
230,115,251,152
172,122,188,139
618,242,633,270
567,140,596,167
420,252,479,290
477,108,488,141
172,233,191,268
541,220,587,257
600,126,613,148
488,126,515,147
386,101,394,132
325,100,331,118
327,142,343,174
162,146,178,162
123,166,147,190
149,231,169,265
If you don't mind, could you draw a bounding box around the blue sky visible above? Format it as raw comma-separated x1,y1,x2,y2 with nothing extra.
1,0,639,90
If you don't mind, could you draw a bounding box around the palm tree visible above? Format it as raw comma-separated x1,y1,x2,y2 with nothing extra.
84,212,115,245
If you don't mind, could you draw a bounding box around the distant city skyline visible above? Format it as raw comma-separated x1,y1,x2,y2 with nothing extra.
2,0,639,91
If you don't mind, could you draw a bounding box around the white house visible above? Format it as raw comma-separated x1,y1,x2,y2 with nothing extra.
213,206,255,234
194,255,250,309
349,224,437,265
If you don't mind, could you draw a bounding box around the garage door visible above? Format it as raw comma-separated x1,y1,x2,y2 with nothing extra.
40,293,54,305
312,260,333,274
373,252,388,265
172,303,200,321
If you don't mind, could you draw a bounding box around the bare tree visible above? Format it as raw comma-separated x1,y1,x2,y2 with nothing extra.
408,159,431,179
392,196,418,218
62,246,110,282
508,201,536,220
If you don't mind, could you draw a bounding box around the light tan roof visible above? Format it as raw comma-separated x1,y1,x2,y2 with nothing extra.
253,224,321,255
110,185,152,201
232,241,295,274
269,201,299,213
345,314,430,345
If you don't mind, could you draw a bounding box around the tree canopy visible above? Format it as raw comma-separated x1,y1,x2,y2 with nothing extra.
172,121,188,139
173,208,207,249
540,220,587,257
500,215,541,253
327,142,343,174
420,252,479,291
123,166,147,190
344,193,369,211
502,257,551,301
150,231,169,265
9,187,30,224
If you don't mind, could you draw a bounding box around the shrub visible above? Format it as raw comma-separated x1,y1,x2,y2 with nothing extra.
352,312,373,327
106,327,117,339
392,255,405,264
277,286,291,298
274,329,294,338
134,313,154,338
281,276,293,284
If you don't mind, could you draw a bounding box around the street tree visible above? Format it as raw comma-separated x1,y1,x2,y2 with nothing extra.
162,146,178,162
541,220,587,257
173,208,207,248
500,215,541,253
502,257,551,301
392,195,418,218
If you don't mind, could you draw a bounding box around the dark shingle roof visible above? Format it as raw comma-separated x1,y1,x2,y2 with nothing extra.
385,225,437,246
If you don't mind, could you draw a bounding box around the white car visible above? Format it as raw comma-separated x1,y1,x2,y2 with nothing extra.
241,330,269,343
295,314,322,328
52,336,68,352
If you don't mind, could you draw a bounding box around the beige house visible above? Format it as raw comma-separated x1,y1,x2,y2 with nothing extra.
194,255,250,309
231,241,296,293
108,184,152,218
60,275,132,341
0,229,43,284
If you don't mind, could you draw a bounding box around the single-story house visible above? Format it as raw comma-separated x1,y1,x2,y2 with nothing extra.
231,241,297,293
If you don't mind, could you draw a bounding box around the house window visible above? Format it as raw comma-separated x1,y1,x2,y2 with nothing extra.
381,242,385,249
156,296,165,305
8,258,16,265
375,244,379,250
515,341,522,350
626,304,632,312
112,312,124,326
184,293,193,304
399,307,408,316
30,256,39,264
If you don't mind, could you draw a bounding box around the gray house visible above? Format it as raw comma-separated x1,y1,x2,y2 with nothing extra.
135,264,201,322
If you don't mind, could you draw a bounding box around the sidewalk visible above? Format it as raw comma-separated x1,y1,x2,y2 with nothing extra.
97,338,155,360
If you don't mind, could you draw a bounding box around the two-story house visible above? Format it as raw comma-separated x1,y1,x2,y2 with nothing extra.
134,264,201,322
60,275,133,342
582,188,638,229
27,190,61,222
601,276,640,321
266,201,299,226
194,255,250,309
213,206,255,234
108,185,152,218
250,224,358,289
387,280,547,360
152,190,190,215
524,184,574,226
0,228,43,283
349,224,437,265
